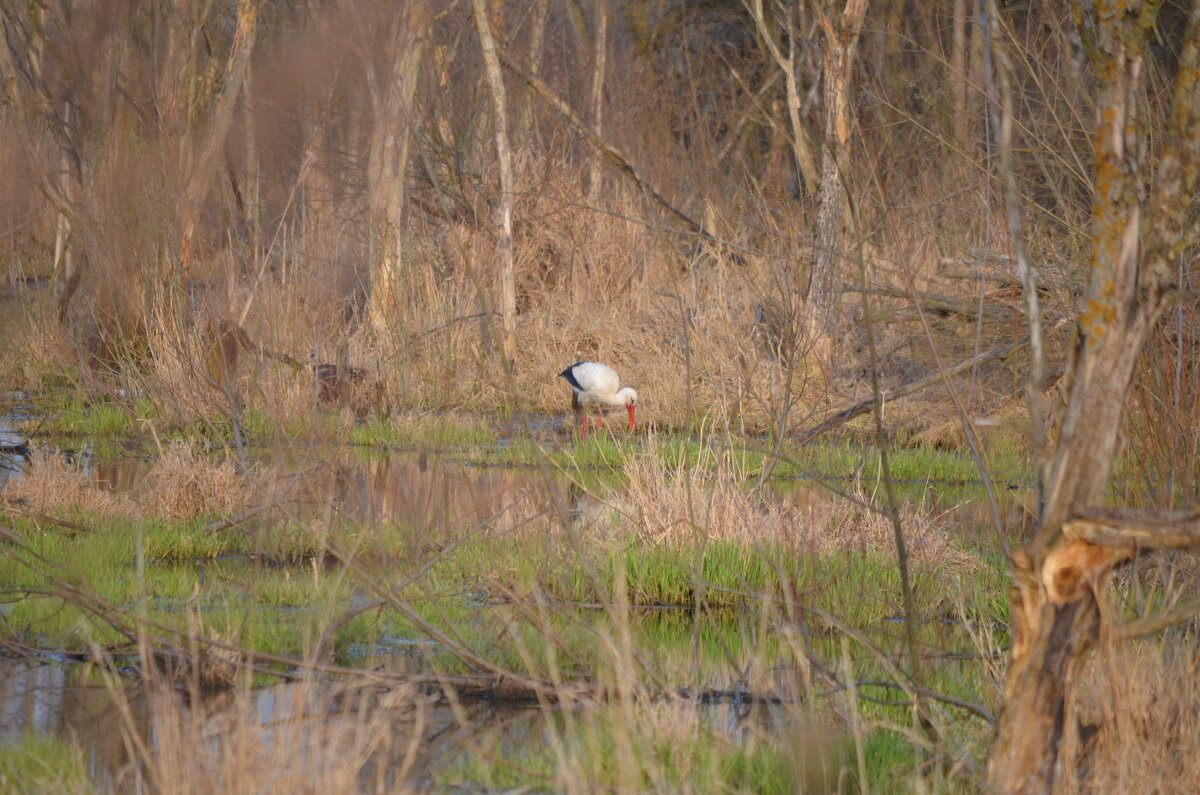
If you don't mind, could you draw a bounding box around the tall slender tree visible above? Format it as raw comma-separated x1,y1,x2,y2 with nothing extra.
472,0,517,366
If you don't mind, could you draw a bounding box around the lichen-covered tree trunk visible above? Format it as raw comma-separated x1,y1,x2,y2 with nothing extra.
808,0,868,348
987,3,1200,792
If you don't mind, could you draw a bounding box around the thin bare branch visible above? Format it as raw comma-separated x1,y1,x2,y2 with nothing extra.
981,0,1047,517
497,47,743,264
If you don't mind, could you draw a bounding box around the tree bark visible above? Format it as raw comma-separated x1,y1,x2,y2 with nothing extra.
808,0,868,345
365,1,429,335
987,3,1200,792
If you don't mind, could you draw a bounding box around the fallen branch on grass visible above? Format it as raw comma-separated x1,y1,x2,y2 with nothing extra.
795,332,1040,443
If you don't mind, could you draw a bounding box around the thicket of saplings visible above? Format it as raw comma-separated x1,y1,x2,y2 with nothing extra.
1,1,1197,792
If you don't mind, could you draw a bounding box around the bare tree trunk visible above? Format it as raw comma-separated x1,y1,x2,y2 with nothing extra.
178,0,258,284
586,0,608,202
987,3,1200,792
51,105,73,278
808,0,868,348
472,0,517,366
52,101,85,324
365,2,429,335
242,60,261,264
512,0,549,144
980,0,1047,507
952,0,970,151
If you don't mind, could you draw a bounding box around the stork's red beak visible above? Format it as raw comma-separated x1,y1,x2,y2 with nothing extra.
627,404,636,432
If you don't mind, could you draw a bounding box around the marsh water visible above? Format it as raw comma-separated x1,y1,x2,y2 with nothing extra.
0,430,1010,789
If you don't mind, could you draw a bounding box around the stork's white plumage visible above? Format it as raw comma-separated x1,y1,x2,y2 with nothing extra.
558,361,638,438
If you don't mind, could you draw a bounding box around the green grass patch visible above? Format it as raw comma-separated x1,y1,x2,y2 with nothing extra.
21,395,137,438
0,731,94,795
350,413,500,449
0,512,374,658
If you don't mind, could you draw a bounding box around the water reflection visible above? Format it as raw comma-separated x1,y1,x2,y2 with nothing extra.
0,441,998,790
0,419,30,491
0,660,146,788
0,657,799,791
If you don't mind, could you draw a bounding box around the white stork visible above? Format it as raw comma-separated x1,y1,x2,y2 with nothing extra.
558,361,638,438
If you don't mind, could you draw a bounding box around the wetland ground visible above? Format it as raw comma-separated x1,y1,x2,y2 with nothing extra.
1,391,1022,793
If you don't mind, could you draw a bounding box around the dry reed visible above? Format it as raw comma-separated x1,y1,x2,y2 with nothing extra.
2,443,253,521
1,451,124,517
586,447,981,575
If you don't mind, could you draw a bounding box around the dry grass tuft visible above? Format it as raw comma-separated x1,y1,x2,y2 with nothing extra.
1,443,254,521
599,446,981,574
134,443,250,519
1,451,125,516
125,679,431,794
0,309,78,393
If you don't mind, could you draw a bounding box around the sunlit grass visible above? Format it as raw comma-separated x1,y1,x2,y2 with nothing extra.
350,413,500,449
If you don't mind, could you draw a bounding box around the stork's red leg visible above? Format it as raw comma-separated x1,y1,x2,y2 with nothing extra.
573,393,588,440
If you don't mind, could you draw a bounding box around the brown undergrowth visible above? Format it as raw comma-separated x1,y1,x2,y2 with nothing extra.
1072,641,1200,793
